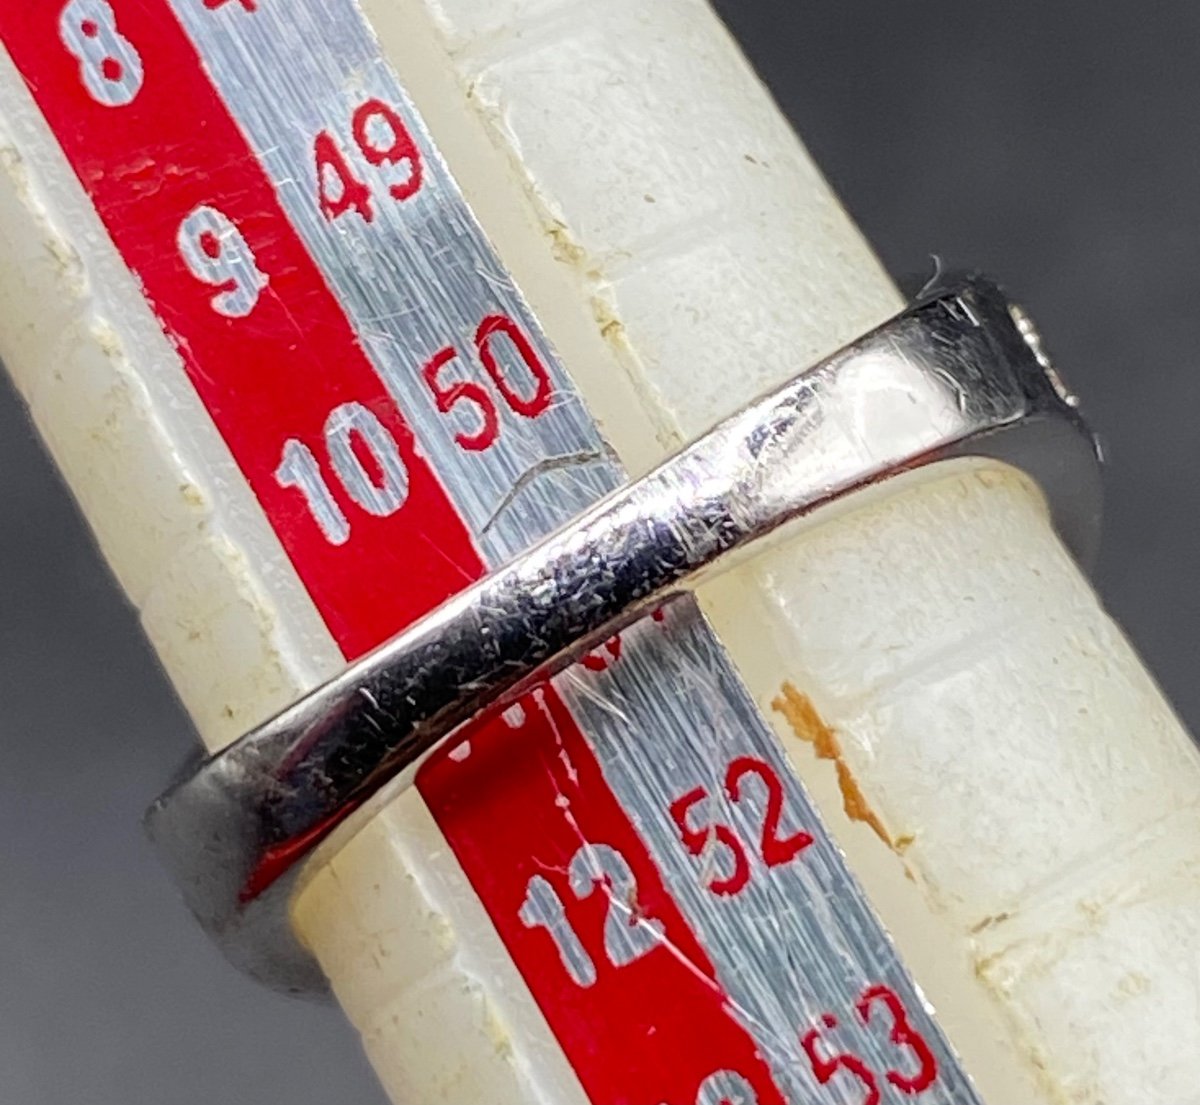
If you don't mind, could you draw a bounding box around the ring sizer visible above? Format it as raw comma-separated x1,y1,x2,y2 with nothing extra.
147,273,1102,994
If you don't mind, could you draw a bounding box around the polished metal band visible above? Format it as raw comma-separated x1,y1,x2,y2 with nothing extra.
147,274,1102,994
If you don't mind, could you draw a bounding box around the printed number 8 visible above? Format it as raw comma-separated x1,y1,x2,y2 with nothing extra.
59,0,145,107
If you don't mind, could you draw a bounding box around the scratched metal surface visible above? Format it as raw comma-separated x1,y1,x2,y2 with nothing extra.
556,602,977,1103
172,0,980,1097
1,3,1199,1104
171,0,620,565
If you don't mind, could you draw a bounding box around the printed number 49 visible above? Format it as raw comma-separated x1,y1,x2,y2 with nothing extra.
670,757,814,897
316,99,423,223
60,0,144,107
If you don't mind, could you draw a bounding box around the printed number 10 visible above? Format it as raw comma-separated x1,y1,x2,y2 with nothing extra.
275,404,411,546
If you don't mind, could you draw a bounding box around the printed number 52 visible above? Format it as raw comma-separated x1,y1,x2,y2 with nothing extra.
670,756,813,897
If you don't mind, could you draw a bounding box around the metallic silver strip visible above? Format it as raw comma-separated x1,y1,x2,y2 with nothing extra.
150,268,1102,1103
167,6,1003,1101
557,602,982,1104
172,0,621,563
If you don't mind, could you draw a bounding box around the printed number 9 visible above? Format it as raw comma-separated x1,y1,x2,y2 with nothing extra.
177,206,268,318
59,0,144,107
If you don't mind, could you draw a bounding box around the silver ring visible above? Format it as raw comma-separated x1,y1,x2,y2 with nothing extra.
146,273,1102,995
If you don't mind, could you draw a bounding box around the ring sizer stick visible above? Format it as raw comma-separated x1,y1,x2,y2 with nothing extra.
0,2,1197,1105
149,274,1102,1000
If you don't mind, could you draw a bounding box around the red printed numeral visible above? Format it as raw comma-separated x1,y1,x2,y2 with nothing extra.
581,609,669,671
582,634,623,672
422,314,554,452
802,985,939,1104
316,98,423,222
670,757,814,896
680,986,937,1105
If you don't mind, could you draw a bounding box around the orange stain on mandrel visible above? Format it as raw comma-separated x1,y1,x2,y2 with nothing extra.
771,682,893,849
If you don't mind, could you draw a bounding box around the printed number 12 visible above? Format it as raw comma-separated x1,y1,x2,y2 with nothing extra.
519,843,664,987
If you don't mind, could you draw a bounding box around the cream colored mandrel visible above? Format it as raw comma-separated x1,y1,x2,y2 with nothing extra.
298,3,1200,1101
0,1,1196,1104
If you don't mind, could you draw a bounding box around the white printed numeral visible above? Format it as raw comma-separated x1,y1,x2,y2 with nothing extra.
177,206,268,318
275,403,411,546
59,0,144,107
518,876,596,988
659,1070,760,1105
697,1071,759,1105
519,842,664,987
570,844,664,967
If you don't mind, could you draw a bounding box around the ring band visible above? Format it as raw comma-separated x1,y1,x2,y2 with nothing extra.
146,273,1103,994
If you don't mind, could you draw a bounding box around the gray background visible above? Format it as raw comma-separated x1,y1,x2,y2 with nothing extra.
1,2,1197,1102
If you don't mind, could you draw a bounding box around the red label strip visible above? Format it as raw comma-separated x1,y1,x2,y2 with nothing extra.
0,0,483,659
420,688,785,1105
0,4,787,1102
